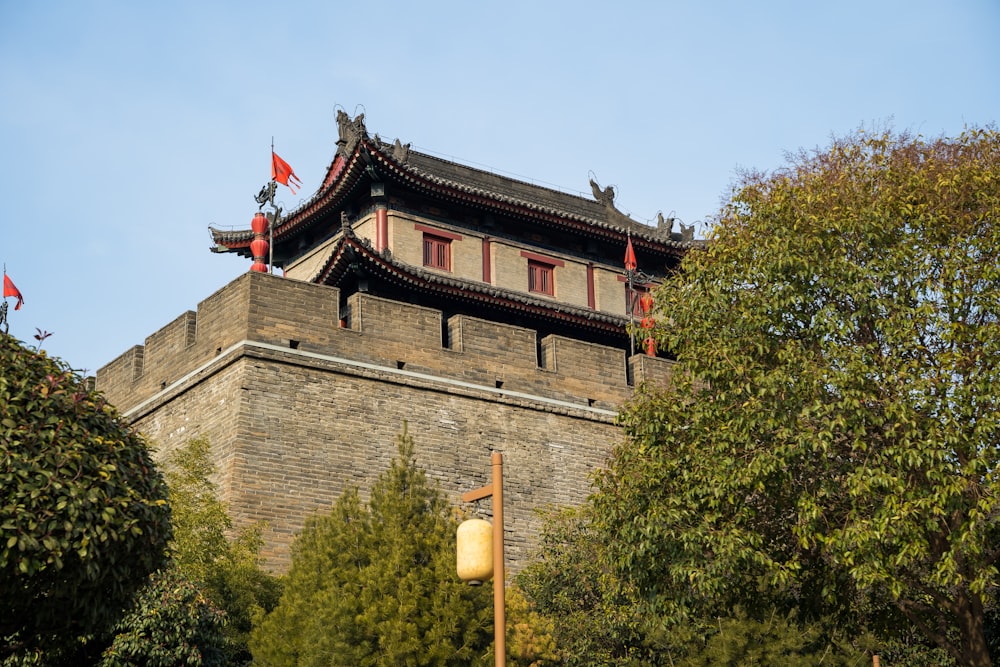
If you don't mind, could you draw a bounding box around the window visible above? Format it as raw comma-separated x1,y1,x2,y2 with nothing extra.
528,261,554,296
521,250,563,297
416,224,461,272
423,234,451,270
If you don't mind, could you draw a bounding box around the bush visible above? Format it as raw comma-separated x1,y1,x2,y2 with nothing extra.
0,333,171,663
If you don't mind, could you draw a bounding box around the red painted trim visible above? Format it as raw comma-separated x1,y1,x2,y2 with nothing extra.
482,237,492,283
414,223,463,241
519,250,564,267
586,263,595,309
375,207,388,252
318,236,628,335
322,155,347,189
423,235,451,270
527,261,555,296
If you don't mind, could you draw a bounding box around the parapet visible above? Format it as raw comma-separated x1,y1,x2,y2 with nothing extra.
97,272,675,414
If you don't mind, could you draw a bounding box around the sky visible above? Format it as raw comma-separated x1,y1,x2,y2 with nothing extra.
1,1,998,376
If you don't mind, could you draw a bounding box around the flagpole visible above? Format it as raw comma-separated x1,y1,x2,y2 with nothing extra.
269,138,275,274
626,234,635,357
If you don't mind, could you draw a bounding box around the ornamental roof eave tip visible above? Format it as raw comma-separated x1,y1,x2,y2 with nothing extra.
209,226,253,246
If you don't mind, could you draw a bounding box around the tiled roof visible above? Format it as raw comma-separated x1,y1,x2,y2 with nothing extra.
210,114,701,258
315,228,630,336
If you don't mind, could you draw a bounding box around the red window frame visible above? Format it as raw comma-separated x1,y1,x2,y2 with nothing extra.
422,234,451,271
528,260,554,296
520,250,562,297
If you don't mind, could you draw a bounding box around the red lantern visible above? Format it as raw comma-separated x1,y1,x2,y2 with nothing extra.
251,212,268,234
644,337,656,356
641,316,655,330
250,238,269,259
639,293,653,314
250,261,268,273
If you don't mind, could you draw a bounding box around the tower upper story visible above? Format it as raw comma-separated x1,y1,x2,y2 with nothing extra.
210,112,701,353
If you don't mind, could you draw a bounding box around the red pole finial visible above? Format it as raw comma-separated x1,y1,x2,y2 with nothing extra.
624,237,637,272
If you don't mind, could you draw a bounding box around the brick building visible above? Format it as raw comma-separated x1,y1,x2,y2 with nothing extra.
96,113,700,570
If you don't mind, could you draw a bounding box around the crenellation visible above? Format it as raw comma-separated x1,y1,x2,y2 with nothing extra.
99,272,644,416
629,353,677,388
143,311,198,362
447,315,540,387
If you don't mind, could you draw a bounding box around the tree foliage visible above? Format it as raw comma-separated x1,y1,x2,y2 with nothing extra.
164,437,233,584
519,506,867,665
595,127,1000,666
163,437,282,665
0,333,171,663
505,585,562,667
518,507,662,665
251,425,493,666
98,566,227,667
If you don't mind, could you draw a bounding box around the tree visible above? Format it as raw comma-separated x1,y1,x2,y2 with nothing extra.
98,567,227,667
593,127,1000,666
0,333,172,664
519,507,866,666
163,437,282,665
251,425,493,666
505,586,562,667
517,506,662,665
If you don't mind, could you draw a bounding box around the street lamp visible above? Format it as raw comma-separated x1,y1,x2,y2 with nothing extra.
458,451,506,667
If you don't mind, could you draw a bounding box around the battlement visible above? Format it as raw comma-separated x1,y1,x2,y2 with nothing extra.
97,271,675,415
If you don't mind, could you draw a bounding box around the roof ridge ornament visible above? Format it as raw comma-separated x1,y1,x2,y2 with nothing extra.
341,211,355,237
657,211,696,242
255,181,278,211
589,178,615,207
391,138,410,163
656,211,674,235
336,110,368,158
591,176,658,236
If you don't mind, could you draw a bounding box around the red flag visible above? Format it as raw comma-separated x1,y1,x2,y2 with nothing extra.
624,237,637,272
3,274,24,310
271,151,302,194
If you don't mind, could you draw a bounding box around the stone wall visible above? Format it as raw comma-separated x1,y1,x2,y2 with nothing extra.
97,271,675,572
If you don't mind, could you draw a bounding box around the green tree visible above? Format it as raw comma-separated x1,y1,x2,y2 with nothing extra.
0,333,172,664
518,506,661,665
98,566,227,667
96,437,281,666
163,437,282,665
251,425,493,666
505,585,562,667
668,607,866,667
594,127,1000,666
519,507,866,666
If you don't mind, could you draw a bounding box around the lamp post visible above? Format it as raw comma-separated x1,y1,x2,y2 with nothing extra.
459,451,506,667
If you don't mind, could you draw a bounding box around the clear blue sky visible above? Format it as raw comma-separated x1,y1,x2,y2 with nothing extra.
1,1,997,375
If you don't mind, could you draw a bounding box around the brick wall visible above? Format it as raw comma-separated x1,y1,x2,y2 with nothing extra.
97,271,676,572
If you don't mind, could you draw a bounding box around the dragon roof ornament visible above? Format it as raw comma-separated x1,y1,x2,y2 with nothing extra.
336,110,368,158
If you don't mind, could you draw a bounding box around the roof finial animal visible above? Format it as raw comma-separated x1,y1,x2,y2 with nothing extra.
589,179,615,206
